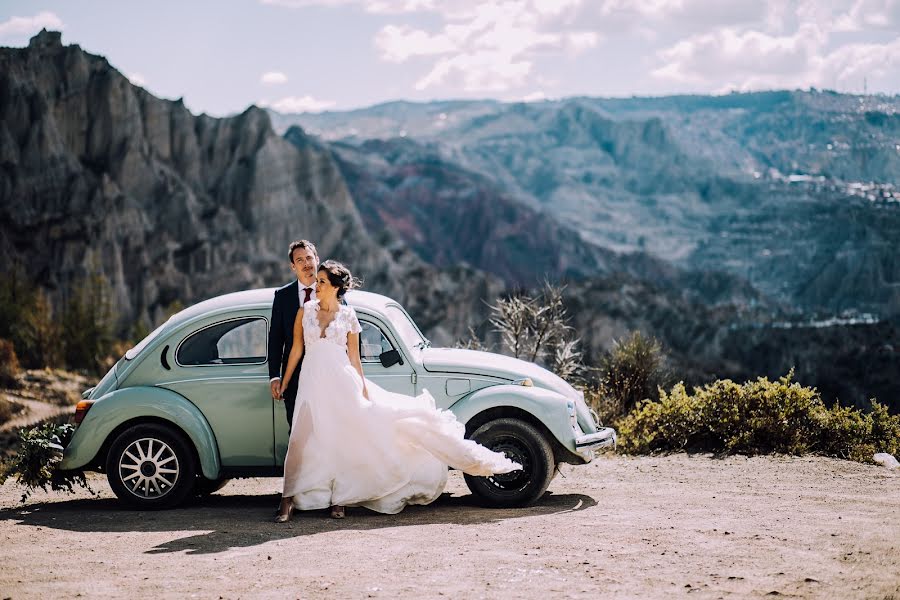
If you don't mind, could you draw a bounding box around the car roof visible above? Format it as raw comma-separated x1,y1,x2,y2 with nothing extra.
165,288,394,330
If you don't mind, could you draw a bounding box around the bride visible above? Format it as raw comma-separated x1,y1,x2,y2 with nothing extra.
276,260,520,521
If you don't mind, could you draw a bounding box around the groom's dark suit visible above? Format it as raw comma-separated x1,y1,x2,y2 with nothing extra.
269,281,307,427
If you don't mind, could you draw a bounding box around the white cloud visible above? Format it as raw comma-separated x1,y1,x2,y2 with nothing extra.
415,51,534,92
364,0,440,13
561,0,770,36
261,71,289,84
653,24,825,86
374,0,597,93
566,31,600,53
831,0,900,31
0,11,65,39
521,90,547,102
259,0,441,12
375,25,455,62
816,36,900,88
259,95,337,113
127,73,147,87
652,11,900,94
261,0,900,97
259,0,355,7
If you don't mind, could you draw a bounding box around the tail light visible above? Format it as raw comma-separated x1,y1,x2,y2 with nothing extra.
74,400,94,425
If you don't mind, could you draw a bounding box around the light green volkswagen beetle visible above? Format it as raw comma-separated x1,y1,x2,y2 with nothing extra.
60,289,616,509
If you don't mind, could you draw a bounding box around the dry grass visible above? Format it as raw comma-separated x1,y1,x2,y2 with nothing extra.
13,369,91,406
0,397,25,426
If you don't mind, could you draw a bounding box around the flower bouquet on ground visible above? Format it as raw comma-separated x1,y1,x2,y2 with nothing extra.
0,421,94,503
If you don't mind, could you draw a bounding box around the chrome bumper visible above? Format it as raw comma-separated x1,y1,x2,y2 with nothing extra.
576,427,617,450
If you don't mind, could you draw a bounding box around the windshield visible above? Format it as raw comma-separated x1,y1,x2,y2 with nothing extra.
383,304,428,350
124,319,169,360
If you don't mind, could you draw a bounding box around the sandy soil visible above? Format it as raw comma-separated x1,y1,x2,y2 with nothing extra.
1,453,898,599
0,369,88,459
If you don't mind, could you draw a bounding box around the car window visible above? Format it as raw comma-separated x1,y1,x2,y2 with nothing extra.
359,321,394,362
176,318,268,366
383,304,426,349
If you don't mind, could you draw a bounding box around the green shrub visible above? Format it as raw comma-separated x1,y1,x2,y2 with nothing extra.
616,372,900,462
585,331,670,421
0,421,94,502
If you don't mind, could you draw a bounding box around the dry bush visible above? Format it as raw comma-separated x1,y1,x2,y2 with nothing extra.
454,327,492,352
489,283,583,378
62,272,114,374
0,397,25,426
0,338,21,388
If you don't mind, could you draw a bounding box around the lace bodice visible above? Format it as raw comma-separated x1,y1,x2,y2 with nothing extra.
302,300,361,349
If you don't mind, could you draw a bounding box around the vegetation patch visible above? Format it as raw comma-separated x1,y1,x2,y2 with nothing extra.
614,373,900,462
0,397,25,427
0,422,94,502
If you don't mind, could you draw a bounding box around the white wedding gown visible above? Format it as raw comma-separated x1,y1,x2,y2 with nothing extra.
282,300,521,514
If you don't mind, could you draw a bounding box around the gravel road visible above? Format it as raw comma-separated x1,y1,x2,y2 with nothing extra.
1,453,898,599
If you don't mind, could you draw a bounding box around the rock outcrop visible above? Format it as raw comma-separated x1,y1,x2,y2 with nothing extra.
0,30,402,333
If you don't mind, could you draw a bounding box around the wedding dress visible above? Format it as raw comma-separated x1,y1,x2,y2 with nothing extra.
282,300,520,514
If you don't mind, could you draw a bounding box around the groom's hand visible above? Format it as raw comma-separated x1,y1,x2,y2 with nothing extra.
270,379,282,400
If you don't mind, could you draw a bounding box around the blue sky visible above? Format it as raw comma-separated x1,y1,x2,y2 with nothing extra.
1,1,898,116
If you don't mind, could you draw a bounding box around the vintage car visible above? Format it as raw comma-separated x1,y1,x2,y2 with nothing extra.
60,289,616,509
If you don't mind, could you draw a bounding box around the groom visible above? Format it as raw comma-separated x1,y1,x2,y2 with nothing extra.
269,239,318,428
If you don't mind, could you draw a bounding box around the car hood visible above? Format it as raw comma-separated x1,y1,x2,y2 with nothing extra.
422,347,577,400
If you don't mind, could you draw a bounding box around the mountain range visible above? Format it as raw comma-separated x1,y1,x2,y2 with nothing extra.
2,30,899,411
276,92,900,315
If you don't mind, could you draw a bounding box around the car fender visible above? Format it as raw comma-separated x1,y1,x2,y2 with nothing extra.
60,386,221,479
448,384,576,453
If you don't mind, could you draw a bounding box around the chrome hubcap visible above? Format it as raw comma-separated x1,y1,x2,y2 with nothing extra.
118,437,179,499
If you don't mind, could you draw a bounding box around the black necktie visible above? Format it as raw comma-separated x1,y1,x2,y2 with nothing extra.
303,287,312,304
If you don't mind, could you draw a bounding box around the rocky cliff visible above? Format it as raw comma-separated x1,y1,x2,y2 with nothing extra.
0,30,406,333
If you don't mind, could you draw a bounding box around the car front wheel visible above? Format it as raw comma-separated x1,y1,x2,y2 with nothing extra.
106,423,197,509
464,417,555,507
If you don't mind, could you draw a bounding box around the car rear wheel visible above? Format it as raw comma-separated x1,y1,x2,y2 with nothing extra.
464,417,555,507
106,423,197,509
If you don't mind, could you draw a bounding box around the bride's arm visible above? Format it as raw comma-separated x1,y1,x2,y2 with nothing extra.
347,331,369,400
279,308,305,397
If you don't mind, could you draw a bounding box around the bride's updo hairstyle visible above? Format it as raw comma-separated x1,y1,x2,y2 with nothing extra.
318,260,361,298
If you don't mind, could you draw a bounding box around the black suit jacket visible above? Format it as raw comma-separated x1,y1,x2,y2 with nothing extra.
269,281,303,422
268,282,348,425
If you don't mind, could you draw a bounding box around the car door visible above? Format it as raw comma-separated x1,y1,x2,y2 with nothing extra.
359,318,417,396
161,315,275,468
273,316,417,466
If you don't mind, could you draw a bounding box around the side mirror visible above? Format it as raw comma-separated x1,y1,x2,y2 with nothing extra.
379,349,404,368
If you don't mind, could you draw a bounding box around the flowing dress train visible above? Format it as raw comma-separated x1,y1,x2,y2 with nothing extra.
281,300,520,514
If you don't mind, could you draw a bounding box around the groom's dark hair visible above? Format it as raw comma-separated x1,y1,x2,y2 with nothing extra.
288,239,318,262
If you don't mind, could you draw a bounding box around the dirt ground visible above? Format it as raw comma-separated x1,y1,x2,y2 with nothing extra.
1,453,898,599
